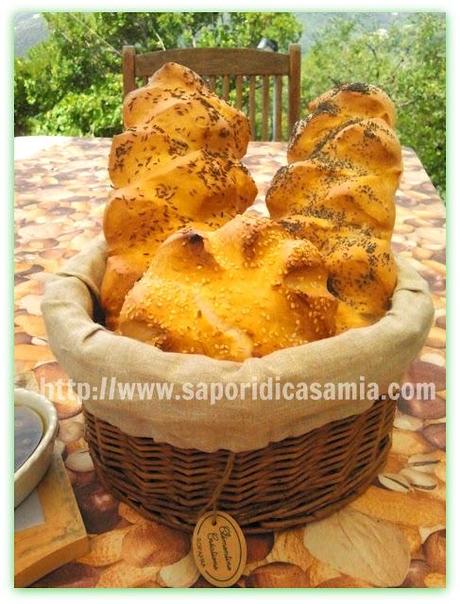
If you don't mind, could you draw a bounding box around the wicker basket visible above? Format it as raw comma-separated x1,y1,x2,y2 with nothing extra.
84,395,395,533
42,242,433,534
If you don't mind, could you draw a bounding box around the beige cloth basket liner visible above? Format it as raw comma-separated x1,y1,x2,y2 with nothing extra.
42,240,433,453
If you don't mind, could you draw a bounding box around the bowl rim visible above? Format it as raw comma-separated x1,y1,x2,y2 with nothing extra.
14,388,59,483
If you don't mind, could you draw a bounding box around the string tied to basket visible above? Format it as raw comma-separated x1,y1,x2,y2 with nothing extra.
197,451,236,524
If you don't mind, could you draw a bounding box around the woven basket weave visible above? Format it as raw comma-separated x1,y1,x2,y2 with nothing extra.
84,394,396,533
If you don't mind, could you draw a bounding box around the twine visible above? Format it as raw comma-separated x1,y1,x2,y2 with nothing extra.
197,452,236,524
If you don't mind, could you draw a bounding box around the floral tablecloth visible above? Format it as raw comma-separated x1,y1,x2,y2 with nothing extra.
14,138,446,588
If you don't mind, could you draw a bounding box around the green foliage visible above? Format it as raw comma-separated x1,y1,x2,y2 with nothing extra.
26,74,123,136
195,12,302,50
301,13,446,197
14,12,301,138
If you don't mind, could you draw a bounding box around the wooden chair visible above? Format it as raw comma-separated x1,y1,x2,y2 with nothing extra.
122,45,301,141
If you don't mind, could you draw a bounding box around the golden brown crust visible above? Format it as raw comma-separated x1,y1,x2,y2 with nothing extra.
288,83,396,163
107,79,401,347
308,83,396,123
266,84,401,332
267,154,397,239
123,62,250,158
118,213,337,361
101,62,256,328
322,233,397,331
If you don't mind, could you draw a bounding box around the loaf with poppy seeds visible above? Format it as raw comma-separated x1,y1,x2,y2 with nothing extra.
266,83,402,332
288,83,396,163
101,62,257,329
118,212,337,361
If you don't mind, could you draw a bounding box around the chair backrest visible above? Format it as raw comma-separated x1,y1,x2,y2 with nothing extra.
122,45,301,141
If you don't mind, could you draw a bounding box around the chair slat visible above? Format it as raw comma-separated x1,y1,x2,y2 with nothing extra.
222,75,230,101
134,48,290,77
208,76,216,92
274,75,283,141
249,76,256,140
235,75,243,110
122,45,136,98
262,75,270,141
288,43,301,135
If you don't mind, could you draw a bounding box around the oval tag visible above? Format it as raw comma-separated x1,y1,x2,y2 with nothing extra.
192,511,247,587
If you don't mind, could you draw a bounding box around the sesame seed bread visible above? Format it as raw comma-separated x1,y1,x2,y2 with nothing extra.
118,212,337,361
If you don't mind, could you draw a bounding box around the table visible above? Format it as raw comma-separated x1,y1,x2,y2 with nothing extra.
14,137,446,588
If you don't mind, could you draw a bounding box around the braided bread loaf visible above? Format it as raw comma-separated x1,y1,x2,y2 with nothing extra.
266,83,402,331
101,62,257,329
118,213,337,361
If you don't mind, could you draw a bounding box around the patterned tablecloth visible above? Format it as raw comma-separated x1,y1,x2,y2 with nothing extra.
14,138,446,589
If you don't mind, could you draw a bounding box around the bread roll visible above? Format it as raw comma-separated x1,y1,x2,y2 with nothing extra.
118,213,337,361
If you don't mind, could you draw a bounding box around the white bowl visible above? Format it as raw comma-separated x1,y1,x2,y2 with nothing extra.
14,388,59,508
